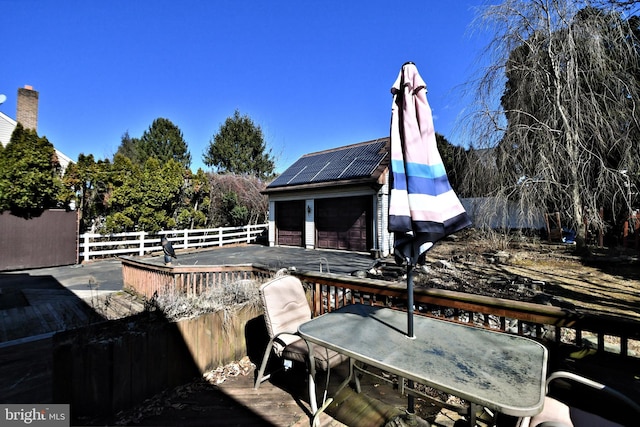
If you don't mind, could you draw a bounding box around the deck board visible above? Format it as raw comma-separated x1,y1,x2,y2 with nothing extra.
212,363,427,427
0,309,9,342
22,306,48,335
38,302,67,330
217,368,353,427
91,292,146,320
0,291,142,344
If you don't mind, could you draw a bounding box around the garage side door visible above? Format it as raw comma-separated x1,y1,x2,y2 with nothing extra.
276,200,305,247
316,196,371,252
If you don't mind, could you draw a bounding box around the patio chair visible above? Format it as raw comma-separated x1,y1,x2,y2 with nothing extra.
518,371,640,427
253,275,349,389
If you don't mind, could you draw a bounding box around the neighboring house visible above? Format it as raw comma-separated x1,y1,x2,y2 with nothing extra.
1,87,78,270
263,138,393,256
0,86,73,174
461,197,544,230
0,111,17,148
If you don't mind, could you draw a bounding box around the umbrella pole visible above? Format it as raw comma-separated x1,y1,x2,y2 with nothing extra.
407,263,415,339
406,263,416,420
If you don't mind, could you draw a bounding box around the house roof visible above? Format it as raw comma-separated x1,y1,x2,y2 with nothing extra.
0,111,73,173
264,137,389,194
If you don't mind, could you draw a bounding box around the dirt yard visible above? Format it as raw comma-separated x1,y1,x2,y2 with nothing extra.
403,231,640,321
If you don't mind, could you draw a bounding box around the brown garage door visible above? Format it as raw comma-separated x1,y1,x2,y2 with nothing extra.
316,196,371,252
276,200,305,247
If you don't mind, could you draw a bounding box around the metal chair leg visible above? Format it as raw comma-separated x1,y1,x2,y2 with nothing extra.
254,338,275,389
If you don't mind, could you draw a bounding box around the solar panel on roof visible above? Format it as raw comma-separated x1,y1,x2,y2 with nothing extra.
267,139,387,188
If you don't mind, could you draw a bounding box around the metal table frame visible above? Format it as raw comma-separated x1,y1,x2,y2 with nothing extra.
298,304,548,426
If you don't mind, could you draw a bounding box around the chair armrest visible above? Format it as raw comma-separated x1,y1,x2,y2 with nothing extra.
272,330,302,346
547,371,640,414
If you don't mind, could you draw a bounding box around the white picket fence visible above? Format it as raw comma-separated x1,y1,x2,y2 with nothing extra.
79,223,269,262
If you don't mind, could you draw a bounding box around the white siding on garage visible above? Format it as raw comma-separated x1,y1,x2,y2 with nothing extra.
376,172,391,257
305,199,315,249
267,200,276,246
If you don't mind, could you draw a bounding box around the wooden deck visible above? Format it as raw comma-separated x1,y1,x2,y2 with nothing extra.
0,276,145,343
120,352,640,427
114,360,450,427
4,259,638,426
0,278,440,427
216,369,434,427
216,368,351,427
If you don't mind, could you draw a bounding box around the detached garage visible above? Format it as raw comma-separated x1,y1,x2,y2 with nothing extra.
263,138,392,256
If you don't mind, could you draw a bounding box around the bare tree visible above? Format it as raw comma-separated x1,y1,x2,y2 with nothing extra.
207,173,268,227
465,0,640,248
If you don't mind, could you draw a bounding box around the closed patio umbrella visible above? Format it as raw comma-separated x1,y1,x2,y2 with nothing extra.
388,62,471,418
389,61,471,335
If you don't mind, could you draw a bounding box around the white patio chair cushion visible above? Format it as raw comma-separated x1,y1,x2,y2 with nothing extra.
530,396,625,427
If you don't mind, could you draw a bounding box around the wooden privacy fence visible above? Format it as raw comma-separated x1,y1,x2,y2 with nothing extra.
79,223,268,262
0,209,78,271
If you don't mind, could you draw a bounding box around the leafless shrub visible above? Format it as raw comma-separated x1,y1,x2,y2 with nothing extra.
479,228,514,251
150,278,262,321
207,173,268,226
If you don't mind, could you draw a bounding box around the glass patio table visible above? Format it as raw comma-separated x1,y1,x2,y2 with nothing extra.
298,303,548,425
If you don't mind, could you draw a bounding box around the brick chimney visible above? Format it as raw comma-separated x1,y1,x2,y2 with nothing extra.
17,85,39,131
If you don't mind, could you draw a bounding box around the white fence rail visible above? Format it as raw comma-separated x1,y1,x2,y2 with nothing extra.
79,224,268,262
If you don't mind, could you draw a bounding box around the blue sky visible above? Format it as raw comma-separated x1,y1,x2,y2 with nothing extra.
1,0,489,172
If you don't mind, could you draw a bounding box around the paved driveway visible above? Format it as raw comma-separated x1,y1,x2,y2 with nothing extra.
154,244,376,274
1,244,378,300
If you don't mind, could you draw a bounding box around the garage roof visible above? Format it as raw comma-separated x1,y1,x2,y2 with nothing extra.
264,137,389,192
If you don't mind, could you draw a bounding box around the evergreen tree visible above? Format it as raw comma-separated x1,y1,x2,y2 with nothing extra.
105,156,184,232
0,124,63,217
203,110,275,179
62,154,112,232
175,168,210,229
139,118,192,168
115,131,141,164
114,118,191,169
435,133,466,194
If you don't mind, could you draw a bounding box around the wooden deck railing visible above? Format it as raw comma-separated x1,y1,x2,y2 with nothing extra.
119,257,640,359
295,271,640,359
120,256,273,299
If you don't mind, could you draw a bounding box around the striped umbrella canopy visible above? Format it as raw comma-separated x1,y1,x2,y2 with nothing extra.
388,60,472,420
389,62,471,267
